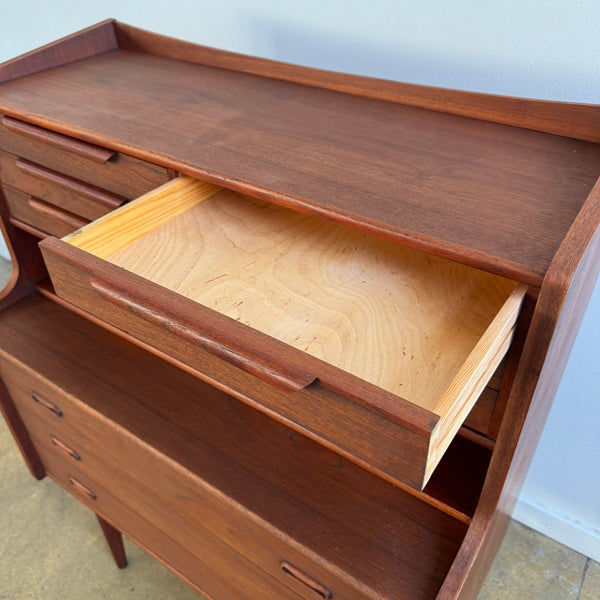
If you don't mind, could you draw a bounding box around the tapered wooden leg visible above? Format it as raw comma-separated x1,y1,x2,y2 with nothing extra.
96,514,128,568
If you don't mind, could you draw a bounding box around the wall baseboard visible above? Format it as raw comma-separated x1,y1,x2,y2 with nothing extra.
513,495,600,562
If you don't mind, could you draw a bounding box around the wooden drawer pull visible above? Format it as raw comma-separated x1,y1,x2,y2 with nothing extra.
69,477,96,500
27,196,89,230
280,562,332,599
51,436,81,461
2,116,116,164
89,272,317,393
31,392,63,417
16,158,126,209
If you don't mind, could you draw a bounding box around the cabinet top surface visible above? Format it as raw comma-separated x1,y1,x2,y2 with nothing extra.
1,45,599,285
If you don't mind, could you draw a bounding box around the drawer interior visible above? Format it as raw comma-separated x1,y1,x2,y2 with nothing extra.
59,177,526,477
67,175,525,409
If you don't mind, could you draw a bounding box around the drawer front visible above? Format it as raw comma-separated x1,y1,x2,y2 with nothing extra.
40,175,526,490
0,151,126,220
3,185,88,238
40,239,435,490
0,116,171,199
7,364,372,600
29,440,301,600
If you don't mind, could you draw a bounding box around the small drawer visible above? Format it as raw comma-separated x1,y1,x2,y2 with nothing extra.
3,185,88,238
0,151,126,220
29,440,296,600
0,115,171,199
40,176,527,490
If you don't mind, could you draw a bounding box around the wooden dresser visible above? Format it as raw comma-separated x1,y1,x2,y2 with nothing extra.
0,20,598,600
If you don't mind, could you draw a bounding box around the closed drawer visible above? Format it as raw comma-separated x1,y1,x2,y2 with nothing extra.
0,295,468,600
0,151,126,220
9,368,387,600
0,115,170,199
40,176,527,490
4,185,88,237
29,439,301,600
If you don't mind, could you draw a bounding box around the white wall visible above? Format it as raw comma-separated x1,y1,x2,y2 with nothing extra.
1,0,599,558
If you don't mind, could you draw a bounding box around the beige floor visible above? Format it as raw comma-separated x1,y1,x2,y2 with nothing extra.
0,257,598,599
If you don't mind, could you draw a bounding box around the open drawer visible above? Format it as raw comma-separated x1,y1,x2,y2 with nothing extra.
39,176,526,490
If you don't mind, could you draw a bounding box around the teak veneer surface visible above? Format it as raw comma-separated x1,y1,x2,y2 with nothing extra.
1,49,599,284
0,293,468,600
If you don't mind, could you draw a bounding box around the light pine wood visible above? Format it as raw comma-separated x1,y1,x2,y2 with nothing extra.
426,326,515,484
427,284,527,479
71,177,524,417
66,176,220,256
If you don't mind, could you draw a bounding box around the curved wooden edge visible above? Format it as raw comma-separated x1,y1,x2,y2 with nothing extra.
115,21,600,143
437,178,600,599
0,20,117,84
27,196,89,230
88,269,317,393
0,189,47,311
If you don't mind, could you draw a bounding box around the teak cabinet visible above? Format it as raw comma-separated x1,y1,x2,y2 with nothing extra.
0,20,599,600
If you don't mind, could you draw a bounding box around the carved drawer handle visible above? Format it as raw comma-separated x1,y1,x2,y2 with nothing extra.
16,158,126,209
51,436,81,461
69,477,96,500
31,392,63,417
89,272,317,393
27,196,89,230
2,116,116,164
280,562,332,599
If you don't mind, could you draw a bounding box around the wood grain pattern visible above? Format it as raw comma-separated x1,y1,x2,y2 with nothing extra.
2,116,115,163
0,116,171,199
15,158,126,211
1,23,598,600
40,236,438,490
31,443,306,600
67,176,219,255
0,293,468,600
0,20,117,84
80,178,521,414
438,182,600,599
0,151,125,221
48,176,524,486
3,186,88,238
115,21,600,143
1,51,598,284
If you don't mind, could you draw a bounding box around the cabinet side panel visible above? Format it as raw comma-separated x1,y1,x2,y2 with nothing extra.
437,180,600,599
0,375,44,479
